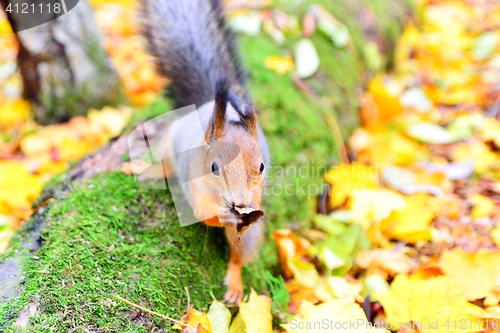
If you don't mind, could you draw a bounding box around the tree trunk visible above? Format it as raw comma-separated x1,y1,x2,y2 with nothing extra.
0,0,124,124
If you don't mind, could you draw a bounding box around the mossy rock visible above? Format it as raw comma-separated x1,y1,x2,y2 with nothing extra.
0,1,413,331
1,173,230,332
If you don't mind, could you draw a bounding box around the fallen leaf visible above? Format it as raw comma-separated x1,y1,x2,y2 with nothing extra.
356,249,414,278
468,193,495,219
377,275,484,333
294,38,320,78
363,42,383,71
310,5,350,48
492,224,500,247
288,257,320,288
348,189,406,229
238,289,273,333
360,274,389,301
88,106,131,137
207,299,231,333
264,55,294,75
227,12,262,36
361,77,402,127
420,161,474,181
406,122,455,144
380,193,435,243
400,87,433,113
325,163,379,207
273,229,311,279
285,280,317,313
327,276,362,303
440,249,500,306
0,98,30,129
471,31,499,61
478,118,500,148
452,140,497,174
229,313,246,333
0,162,42,218
174,306,212,333
282,299,388,333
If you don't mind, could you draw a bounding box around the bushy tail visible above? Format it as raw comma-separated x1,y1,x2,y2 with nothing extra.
141,0,245,108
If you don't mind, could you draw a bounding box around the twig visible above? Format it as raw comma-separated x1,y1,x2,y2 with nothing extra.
23,198,53,220
184,287,191,309
324,112,350,165
115,295,192,329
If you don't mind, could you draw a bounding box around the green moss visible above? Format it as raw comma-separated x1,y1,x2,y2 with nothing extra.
2,173,229,332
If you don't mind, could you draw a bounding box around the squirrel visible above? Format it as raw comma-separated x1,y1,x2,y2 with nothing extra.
139,0,270,304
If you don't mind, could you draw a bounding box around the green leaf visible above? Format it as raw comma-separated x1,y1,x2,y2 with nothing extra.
313,215,347,236
312,5,350,47
287,257,320,288
227,12,261,36
406,122,455,144
471,31,499,61
363,42,383,71
294,38,320,78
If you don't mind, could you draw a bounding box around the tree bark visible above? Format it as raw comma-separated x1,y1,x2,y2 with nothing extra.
0,0,124,124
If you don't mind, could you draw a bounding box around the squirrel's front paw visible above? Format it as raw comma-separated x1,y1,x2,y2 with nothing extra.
223,287,243,305
218,208,240,227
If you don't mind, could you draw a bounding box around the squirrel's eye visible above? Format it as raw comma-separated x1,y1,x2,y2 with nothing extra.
211,161,219,177
259,162,265,174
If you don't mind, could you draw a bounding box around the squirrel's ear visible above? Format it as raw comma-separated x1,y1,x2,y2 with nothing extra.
208,76,230,141
244,101,257,138
229,92,257,138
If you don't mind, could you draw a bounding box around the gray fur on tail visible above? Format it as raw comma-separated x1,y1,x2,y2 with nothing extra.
141,0,246,108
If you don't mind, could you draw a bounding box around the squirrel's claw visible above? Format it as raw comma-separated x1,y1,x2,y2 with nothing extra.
218,209,239,227
223,288,243,305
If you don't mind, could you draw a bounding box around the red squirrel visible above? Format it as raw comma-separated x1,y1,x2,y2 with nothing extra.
140,0,270,304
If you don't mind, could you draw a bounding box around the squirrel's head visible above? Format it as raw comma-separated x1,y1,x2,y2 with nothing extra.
203,76,265,208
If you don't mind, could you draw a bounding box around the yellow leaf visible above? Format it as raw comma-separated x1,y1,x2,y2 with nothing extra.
325,163,379,207
229,313,246,333
492,224,500,248
377,275,484,333
440,249,500,306
272,229,311,279
238,289,273,333
282,299,388,333
354,131,427,168
413,169,452,194
0,162,42,215
452,140,497,174
207,299,231,333
288,257,320,289
327,277,362,304
264,55,294,75
0,98,31,128
0,215,15,253
475,306,500,319
394,23,421,72
478,118,500,148
468,194,494,219
348,189,405,228
380,194,435,243
88,106,131,137
361,76,402,128
174,306,212,333
389,134,426,166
